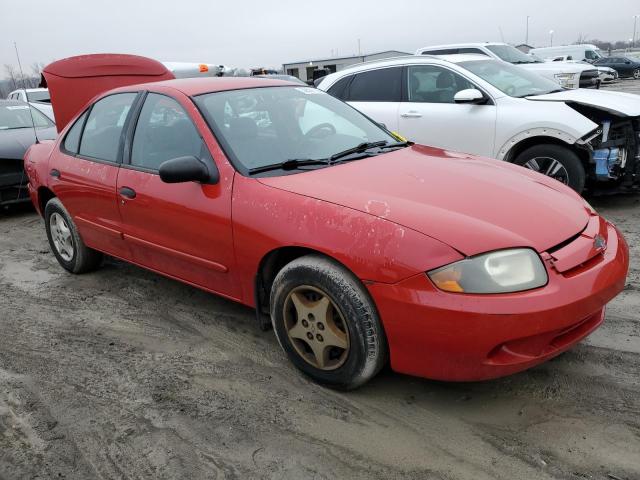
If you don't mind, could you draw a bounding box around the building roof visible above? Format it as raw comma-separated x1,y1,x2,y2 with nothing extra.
283,50,411,66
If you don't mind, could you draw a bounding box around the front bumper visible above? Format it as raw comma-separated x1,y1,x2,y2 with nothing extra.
368,221,629,381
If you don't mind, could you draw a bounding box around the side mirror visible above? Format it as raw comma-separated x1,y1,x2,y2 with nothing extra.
159,156,218,184
454,89,486,104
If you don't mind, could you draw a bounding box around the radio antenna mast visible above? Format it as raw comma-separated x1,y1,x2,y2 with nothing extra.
14,42,39,145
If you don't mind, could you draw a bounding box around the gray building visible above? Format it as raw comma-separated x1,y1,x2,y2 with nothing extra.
283,50,410,82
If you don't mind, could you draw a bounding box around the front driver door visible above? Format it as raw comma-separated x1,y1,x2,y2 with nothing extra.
116,91,239,300
398,65,497,157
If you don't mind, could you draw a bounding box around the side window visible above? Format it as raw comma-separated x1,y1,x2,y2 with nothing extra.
407,65,475,104
63,111,88,154
585,50,598,61
326,76,352,100
421,49,458,55
79,93,137,162
458,48,487,55
131,93,203,171
346,67,402,102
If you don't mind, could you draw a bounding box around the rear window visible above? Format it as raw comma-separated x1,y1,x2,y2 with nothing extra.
346,67,402,102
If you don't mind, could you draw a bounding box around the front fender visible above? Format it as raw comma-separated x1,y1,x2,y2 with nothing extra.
232,175,464,304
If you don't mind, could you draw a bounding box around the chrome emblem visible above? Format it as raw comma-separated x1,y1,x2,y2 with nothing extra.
594,235,607,251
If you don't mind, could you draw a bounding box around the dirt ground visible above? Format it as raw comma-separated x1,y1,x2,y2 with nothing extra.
1,82,640,480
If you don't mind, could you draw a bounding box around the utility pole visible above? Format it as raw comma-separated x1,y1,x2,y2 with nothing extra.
634,15,639,48
549,30,554,47
525,16,530,45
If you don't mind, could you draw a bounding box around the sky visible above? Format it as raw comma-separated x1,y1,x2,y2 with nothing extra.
2,0,639,73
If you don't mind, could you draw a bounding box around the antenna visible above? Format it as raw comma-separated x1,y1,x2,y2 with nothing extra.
14,42,39,145
499,26,505,43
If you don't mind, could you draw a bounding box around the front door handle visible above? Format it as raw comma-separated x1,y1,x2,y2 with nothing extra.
401,111,423,118
119,187,136,199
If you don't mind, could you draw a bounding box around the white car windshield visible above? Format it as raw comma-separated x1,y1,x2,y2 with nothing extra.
459,60,564,97
486,45,542,64
195,86,399,175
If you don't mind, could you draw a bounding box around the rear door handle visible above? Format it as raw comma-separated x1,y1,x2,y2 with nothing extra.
50,169,60,178
401,111,423,118
119,187,136,199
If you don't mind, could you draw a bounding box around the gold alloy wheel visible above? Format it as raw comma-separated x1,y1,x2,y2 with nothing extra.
283,285,350,370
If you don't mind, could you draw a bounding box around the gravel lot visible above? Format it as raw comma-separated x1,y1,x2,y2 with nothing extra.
1,80,639,480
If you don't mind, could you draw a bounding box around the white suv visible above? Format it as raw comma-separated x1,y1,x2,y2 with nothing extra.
317,54,640,194
415,43,600,89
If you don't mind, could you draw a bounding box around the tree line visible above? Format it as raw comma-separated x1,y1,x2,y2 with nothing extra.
0,62,45,98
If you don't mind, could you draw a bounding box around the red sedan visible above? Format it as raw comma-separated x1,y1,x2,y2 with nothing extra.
25,55,629,389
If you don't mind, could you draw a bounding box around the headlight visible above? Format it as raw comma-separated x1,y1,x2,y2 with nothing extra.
428,248,548,294
554,73,577,87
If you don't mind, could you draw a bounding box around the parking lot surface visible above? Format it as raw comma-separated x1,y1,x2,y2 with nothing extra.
1,81,640,480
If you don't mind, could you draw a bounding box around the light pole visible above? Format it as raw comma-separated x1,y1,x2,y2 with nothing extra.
526,16,530,45
634,15,639,48
549,30,554,47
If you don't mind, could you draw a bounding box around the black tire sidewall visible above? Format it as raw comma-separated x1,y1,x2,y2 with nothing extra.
514,144,586,193
270,256,386,390
44,198,100,274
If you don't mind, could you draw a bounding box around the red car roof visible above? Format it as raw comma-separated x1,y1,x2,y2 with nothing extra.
142,77,299,96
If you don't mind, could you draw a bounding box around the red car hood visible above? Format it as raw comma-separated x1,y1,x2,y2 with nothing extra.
259,145,589,256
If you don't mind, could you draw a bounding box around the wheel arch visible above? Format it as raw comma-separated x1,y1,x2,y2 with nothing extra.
500,133,590,168
253,246,365,331
37,186,56,217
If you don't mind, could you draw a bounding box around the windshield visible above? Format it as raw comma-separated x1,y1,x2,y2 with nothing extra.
0,104,53,130
194,86,397,175
486,45,541,64
26,90,50,103
459,60,564,97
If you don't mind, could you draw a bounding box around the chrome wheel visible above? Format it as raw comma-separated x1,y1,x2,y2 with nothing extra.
49,212,74,262
283,285,350,371
634,69,640,80
523,156,569,185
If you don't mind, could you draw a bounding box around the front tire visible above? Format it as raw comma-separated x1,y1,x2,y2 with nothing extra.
633,68,640,80
44,198,103,274
270,255,387,390
514,144,586,193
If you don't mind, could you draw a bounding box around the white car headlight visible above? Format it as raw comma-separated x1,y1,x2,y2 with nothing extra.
428,248,548,294
554,72,577,87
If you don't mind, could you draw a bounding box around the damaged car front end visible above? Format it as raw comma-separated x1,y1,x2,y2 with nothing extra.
574,104,640,193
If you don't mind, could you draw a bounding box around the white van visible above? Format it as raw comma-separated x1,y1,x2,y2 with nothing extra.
530,45,603,63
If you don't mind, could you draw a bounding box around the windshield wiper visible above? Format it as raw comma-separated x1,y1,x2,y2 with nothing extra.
248,158,330,175
329,141,388,163
379,141,413,150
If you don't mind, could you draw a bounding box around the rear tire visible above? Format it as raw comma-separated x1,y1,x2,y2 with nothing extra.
633,68,640,80
514,144,586,193
270,255,387,390
44,198,103,274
